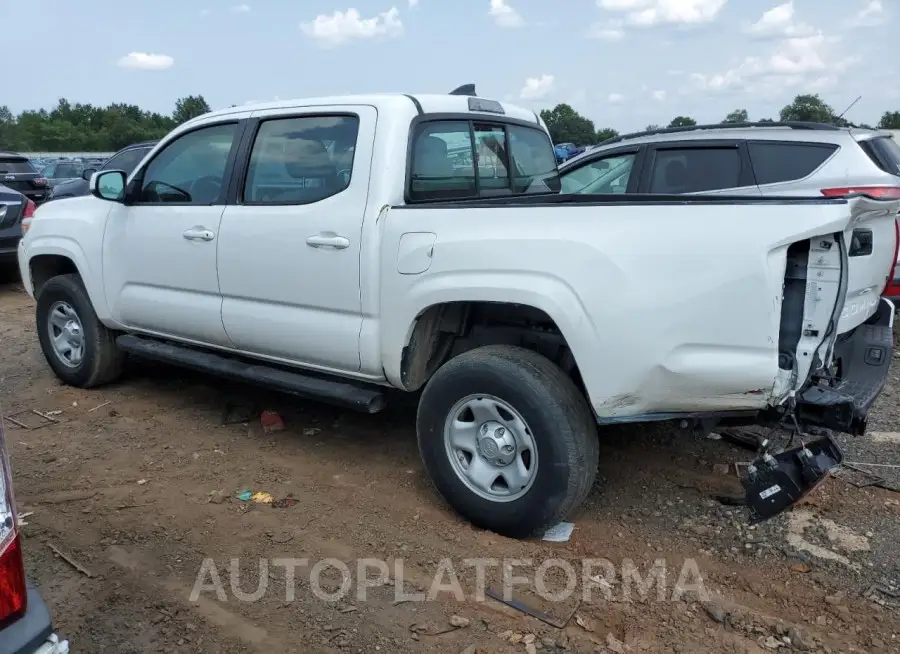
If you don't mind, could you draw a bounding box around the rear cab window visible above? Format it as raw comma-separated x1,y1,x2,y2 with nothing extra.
408,117,559,202
858,136,900,176
0,157,36,174
747,141,838,185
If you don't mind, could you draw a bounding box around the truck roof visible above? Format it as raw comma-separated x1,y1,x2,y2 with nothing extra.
184,93,543,128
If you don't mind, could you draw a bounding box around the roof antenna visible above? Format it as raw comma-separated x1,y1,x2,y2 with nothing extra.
836,95,862,123
449,84,476,97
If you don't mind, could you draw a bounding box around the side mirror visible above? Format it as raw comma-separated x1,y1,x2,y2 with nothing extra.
90,170,127,202
82,168,97,181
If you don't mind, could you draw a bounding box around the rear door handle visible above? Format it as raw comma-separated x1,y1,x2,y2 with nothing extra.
306,233,350,250
183,227,215,241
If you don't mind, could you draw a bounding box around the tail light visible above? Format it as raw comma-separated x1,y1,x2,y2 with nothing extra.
31,177,48,188
820,186,900,199
21,198,36,236
0,412,27,628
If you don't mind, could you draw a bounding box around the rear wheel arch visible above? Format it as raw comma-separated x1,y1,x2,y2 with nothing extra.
399,300,586,394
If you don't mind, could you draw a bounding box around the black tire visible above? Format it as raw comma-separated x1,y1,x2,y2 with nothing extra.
416,345,599,538
35,273,124,388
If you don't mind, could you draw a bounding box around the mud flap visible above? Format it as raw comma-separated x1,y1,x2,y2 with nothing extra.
741,434,844,523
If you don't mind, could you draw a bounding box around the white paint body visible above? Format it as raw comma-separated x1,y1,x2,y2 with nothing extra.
17,93,900,420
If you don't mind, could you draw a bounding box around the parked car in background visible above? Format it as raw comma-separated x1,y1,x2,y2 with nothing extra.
0,153,49,205
48,141,157,201
558,121,900,297
553,142,584,164
0,186,34,269
0,410,69,653
16,90,900,537
38,161,85,189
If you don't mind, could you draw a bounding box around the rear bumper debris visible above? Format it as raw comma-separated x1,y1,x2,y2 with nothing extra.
742,433,844,523
794,297,894,437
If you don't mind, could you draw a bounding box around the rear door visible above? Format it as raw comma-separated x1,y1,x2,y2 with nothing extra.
216,106,375,372
0,155,48,204
637,140,761,196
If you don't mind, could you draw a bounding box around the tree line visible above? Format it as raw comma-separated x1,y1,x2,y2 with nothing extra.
0,96,212,152
540,94,900,148
1,92,899,153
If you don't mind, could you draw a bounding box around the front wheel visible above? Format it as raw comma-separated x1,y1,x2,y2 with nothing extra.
35,273,124,388
416,345,599,538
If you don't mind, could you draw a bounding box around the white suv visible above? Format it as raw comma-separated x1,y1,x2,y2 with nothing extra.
559,122,900,295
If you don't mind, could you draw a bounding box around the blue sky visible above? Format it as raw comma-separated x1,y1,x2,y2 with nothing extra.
1,0,896,131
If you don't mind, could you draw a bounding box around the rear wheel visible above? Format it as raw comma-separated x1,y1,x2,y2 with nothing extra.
416,345,599,538
35,273,124,388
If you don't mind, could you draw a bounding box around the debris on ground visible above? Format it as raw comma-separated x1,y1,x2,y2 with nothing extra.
235,490,274,504
87,401,112,412
48,543,94,578
136,479,148,485
270,497,297,508
448,615,469,628
260,410,286,434
541,521,574,542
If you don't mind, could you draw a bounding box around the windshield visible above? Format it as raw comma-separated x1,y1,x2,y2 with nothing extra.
101,146,153,175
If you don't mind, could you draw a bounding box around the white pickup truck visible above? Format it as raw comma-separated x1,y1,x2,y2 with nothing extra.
17,88,900,537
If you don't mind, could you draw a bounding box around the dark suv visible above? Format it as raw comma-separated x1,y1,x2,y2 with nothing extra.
48,140,157,201
0,153,49,205
0,186,33,267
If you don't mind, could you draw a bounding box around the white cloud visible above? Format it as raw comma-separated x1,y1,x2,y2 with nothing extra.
587,20,625,40
300,7,404,46
231,3,250,12
608,92,625,104
520,74,554,100
409,0,419,6
598,0,726,27
744,2,814,39
851,0,884,27
199,8,211,16
652,89,666,101
117,52,174,70
688,32,857,94
489,0,524,28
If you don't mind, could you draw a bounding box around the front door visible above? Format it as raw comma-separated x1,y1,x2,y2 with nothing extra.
217,107,375,372
102,121,243,347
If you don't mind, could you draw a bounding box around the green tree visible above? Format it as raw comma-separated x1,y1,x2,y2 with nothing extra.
644,124,661,131
878,111,900,129
173,95,212,124
758,118,775,123
539,104,598,146
595,127,618,143
668,116,697,128
779,94,835,123
723,109,749,124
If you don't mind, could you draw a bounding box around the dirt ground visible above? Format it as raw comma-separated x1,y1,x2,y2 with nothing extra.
2,278,899,654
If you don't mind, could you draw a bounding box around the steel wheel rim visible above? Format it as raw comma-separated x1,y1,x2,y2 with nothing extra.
443,394,538,502
47,300,85,368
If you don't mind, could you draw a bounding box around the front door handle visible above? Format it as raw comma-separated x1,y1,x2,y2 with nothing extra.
306,233,350,250
183,226,215,241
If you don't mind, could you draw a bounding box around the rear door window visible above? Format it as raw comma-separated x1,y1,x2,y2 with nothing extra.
648,147,742,194
54,162,83,179
409,120,559,202
858,136,900,176
0,158,35,174
748,142,838,185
